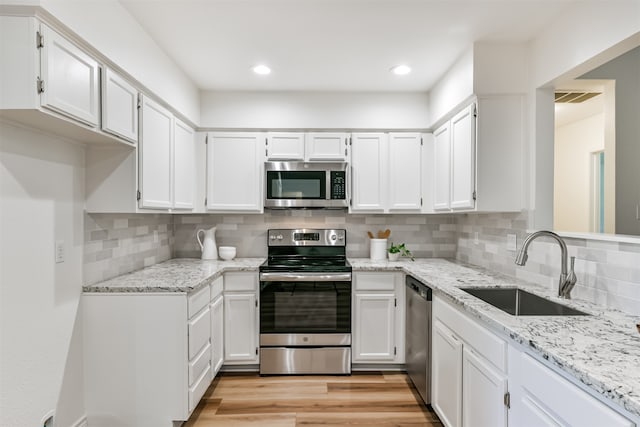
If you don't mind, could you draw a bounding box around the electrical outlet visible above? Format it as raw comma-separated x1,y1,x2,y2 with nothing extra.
55,240,64,263
473,232,479,245
507,234,517,251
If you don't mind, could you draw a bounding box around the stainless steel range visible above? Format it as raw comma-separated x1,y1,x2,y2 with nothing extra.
259,228,352,375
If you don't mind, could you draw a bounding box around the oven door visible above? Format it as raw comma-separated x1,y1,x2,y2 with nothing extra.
259,274,351,335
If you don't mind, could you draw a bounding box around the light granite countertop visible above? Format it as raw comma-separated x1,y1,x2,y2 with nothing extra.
84,257,640,419
82,258,265,293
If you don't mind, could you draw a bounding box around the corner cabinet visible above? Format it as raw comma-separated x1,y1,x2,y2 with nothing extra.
352,272,405,364
206,132,264,212
0,16,133,146
431,96,523,213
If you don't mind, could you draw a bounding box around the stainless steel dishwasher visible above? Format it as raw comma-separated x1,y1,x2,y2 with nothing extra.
405,275,432,405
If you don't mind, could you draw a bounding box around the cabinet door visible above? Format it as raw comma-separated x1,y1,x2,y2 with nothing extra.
305,132,349,161
173,118,195,210
224,292,258,363
450,104,476,210
102,68,138,143
388,133,422,211
266,132,305,160
353,293,396,362
350,133,387,212
433,122,451,210
207,132,263,212
139,95,173,209
462,347,507,427
210,294,224,376
432,320,463,427
40,24,100,126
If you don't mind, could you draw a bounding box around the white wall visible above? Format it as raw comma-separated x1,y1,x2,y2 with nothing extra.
38,0,201,124
473,43,528,95
428,48,474,126
554,112,604,232
528,1,640,231
0,120,85,426
200,91,430,129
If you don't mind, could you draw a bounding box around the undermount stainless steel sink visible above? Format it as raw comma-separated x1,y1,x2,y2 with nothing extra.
460,287,590,316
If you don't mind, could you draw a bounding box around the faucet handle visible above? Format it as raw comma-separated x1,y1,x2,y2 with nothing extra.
562,256,577,298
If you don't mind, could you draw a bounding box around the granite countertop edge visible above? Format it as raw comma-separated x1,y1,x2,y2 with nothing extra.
83,257,640,418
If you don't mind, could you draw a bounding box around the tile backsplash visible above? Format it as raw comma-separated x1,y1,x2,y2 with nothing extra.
172,211,457,259
84,213,173,285
83,210,640,314
457,212,640,314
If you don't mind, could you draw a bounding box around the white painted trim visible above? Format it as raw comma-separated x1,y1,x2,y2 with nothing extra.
71,415,88,427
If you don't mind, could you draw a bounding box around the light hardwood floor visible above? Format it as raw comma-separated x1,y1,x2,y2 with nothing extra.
184,372,443,426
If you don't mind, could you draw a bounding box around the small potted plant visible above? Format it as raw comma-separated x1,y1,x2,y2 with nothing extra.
388,242,414,261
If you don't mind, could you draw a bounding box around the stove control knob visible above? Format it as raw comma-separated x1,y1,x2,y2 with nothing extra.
337,234,345,240
277,234,284,240
269,235,276,240
331,234,337,241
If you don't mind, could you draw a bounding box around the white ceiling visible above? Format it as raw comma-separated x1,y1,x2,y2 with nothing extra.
119,0,582,92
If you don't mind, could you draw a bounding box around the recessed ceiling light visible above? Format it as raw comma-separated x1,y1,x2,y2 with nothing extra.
252,65,271,75
391,65,411,76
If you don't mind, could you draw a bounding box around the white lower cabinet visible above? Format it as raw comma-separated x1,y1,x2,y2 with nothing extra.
462,347,508,427
432,320,463,427
352,272,405,364
83,291,205,427
210,277,225,375
509,348,635,427
223,272,259,364
432,295,507,427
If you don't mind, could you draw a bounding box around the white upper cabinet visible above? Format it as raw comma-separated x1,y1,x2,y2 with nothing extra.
0,16,136,146
266,132,305,160
305,132,349,161
433,122,451,211
39,23,100,127
139,95,174,209
173,118,195,210
450,105,476,210
431,97,523,213
206,132,264,212
388,133,422,211
350,133,387,212
102,68,138,144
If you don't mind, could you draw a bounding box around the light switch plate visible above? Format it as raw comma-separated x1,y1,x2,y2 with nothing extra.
55,240,64,263
507,234,517,251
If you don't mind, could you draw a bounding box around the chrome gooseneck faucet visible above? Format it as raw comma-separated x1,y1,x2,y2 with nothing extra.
514,230,577,298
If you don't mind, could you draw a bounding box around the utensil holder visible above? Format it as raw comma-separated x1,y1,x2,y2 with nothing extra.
370,238,388,260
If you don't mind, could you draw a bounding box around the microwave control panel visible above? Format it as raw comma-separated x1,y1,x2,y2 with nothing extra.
330,171,347,200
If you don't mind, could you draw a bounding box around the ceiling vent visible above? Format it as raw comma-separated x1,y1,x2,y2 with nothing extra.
555,91,601,103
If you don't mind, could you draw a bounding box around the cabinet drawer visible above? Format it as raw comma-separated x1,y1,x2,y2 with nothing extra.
519,353,633,427
224,272,258,291
210,276,223,299
188,286,211,318
189,341,211,385
434,296,506,371
188,306,210,359
354,272,397,291
188,364,212,413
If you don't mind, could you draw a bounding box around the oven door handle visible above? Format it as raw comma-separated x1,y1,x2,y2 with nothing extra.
259,272,352,282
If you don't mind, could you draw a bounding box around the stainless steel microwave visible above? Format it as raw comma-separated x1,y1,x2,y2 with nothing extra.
264,161,348,209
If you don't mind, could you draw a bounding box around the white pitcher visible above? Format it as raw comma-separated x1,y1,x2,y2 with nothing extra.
196,226,218,260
